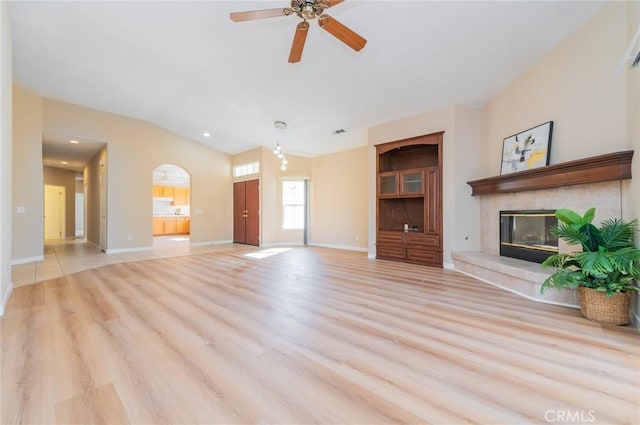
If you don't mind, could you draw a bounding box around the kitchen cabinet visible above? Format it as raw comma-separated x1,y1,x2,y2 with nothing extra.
153,185,163,197
153,216,190,236
176,217,190,234
162,186,174,199
173,187,189,205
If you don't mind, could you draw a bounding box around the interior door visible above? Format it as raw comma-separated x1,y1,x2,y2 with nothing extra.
233,179,259,246
244,179,259,246
44,185,65,239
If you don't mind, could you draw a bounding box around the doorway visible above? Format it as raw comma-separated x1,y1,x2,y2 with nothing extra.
152,164,191,240
233,179,259,245
44,185,65,240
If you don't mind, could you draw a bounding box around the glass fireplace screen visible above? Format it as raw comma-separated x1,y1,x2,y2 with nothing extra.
500,210,558,263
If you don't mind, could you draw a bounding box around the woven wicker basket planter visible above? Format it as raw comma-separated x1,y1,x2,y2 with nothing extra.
578,287,631,325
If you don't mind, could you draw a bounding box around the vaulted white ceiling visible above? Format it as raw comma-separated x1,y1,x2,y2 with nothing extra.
10,0,604,160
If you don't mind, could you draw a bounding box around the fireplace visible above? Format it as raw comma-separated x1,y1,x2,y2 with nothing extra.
500,210,558,263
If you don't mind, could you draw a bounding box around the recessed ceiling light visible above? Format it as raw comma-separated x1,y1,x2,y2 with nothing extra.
203,132,211,138
69,139,79,144
60,161,69,165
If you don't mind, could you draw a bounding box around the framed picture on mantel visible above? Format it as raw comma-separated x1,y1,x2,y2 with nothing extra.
500,121,553,175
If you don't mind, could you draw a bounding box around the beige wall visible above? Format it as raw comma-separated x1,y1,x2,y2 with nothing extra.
84,147,106,247
43,166,76,239
1,1,12,313
310,146,368,251
623,1,640,324
11,91,233,257
40,98,233,251
368,106,484,266
12,86,43,262
482,2,630,174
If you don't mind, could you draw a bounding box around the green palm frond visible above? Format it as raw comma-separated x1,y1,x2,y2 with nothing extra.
606,247,640,276
551,223,586,247
574,251,613,277
599,218,637,251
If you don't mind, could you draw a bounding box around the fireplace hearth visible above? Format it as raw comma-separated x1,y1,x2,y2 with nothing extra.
500,210,558,263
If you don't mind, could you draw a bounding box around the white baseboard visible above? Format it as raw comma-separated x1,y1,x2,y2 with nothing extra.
443,261,454,270
308,242,368,253
262,242,304,248
1,281,14,317
105,246,152,254
11,255,45,266
367,253,376,259
454,267,580,309
190,240,233,247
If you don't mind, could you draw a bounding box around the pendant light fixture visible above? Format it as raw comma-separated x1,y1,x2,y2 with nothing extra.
274,120,288,171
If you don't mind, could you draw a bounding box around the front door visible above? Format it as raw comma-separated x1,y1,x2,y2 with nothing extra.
233,179,259,246
244,179,259,245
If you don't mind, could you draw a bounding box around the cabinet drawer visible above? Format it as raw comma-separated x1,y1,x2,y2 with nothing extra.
406,249,442,267
376,245,406,260
377,232,405,245
406,232,440,248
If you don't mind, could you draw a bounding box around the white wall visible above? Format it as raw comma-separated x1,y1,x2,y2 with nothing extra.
0,1,13,314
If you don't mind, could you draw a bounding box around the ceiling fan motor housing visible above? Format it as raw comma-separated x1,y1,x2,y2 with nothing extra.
291,0,328,20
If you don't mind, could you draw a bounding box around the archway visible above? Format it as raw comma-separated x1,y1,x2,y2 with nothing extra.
152,164,191,241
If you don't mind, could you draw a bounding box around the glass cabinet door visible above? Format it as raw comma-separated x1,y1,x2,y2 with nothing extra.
401,171,423,194
379,173,398,196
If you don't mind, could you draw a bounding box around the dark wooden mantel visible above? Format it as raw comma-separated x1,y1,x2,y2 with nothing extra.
467,150,634,196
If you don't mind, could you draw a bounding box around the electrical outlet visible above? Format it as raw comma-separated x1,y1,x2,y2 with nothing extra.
127,235,132,241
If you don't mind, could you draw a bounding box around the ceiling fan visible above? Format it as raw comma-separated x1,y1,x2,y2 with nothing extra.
230,0,367,63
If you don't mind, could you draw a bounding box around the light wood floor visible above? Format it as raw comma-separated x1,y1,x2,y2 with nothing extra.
2,246,638,424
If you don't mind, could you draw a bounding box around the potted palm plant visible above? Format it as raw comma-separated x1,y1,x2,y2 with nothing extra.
540,208,640,325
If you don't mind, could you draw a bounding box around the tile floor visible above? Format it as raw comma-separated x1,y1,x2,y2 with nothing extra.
11,237,246,287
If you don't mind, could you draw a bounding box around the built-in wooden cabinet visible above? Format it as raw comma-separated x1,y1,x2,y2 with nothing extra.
153,185,163,197
376,132,443,267
153,217,190,236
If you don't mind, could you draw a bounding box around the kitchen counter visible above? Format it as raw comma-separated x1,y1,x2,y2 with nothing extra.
153,214,190,218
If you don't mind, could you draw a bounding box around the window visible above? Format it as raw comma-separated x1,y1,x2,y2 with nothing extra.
233,161,259,177
282,180,305,229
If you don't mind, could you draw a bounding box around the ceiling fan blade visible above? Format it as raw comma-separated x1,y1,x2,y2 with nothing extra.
318,15,366,52
326,0,345,7
230,8,293,22
289,21,309,63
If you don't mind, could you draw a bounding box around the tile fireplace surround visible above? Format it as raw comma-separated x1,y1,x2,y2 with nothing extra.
453,151,633,307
